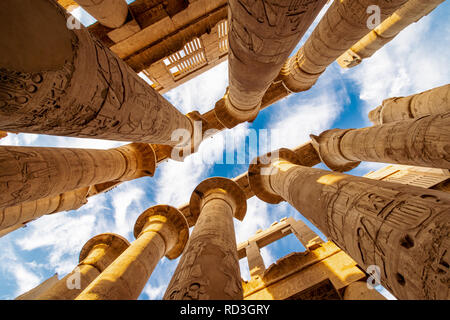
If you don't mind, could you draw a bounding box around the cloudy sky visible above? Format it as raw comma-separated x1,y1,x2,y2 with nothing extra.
0,1,449,300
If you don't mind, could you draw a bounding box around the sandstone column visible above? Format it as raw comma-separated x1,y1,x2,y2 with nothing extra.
343,281,386,300
38,233,130,300
0,131,6,139
0,0,192,145
286,217,322,249
279,0,408,92
248,151,450,299
0,143,156,209
74,0,129,28
368,84,450,125
310,112,450,171
338,0,445,68
76,205,189,300
215,0,327,128
0,187,89,235
164,177,247,300
246,241,265,278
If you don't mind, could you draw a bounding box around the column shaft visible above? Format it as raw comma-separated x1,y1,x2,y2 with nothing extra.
76,205,188,300
217,0,327,127
338,0,445,68
74,0,128,28
313,112,450,172
246,240,265,277
259,160,450,299
0,0,192,145
0,143,155,209
38,233,130,300
280,0,408,92
368,84,450,125
165,196,242,299
0,187,88,233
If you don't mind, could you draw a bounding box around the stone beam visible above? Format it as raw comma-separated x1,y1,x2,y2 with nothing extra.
248,150,450,299
0,143,156,209
74,0,129,28
279,0,408,93
164,177,246,300
368,84,450,125
311,112,450,172
38,233,130,299
337,0,445,68
0,0,192,145
76,205,189,300
216,0,327,128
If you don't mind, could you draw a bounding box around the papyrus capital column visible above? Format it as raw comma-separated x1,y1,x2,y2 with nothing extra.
215,0,327,128
164,177,247,300
74,0,129,29
312,113,450,171
76,205,189,300
38,233,130,300
248,155,450,299
0,0,192,145
279,0,408,92
0,143,156,209
368,84,450,125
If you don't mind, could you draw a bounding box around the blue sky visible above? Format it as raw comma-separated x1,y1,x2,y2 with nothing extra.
0,2,449,300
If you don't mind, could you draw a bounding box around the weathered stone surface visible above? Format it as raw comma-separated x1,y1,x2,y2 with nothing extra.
75,0,129,29
343,281,386,300
216,0,327,128
280,0,408,92
38,233,130,300
0,143,156,209
337,0,445,68
76,205,189,300
164,177,246,300
369,84,450,125
249,157,450,299
0,0,192,145
312,113,450,171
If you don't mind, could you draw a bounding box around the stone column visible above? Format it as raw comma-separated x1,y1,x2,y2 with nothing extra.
0,143,156,209
0,131,6,139
246,241,265,278
310,112,450,172
286,217,322,249
338,0,445,68
0,187,89,235
76,205,189,300
38,233,130,300
248,151,450,299
0,0,192,145
74,0,129,28
343,281,386,300
215,0,327,128
164,177,247,300
368,84,450,125
279,0,408,92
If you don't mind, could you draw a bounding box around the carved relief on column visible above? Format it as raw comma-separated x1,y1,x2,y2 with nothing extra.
216,0,328,128
115,143,157,180
0,187,89,234
76,205,189,300
313,113,450,171
255,159,450,300
279,0,409,92
164,177,247,300
0,0,192,145
368,84,450,125
38,233,130,300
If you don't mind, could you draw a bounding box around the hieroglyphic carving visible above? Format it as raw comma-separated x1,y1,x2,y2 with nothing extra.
0,2,192,145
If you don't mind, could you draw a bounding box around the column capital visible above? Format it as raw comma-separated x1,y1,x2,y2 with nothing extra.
189,177,247,222
214,92,260,129
310,129,361,172
79,233,130,271
133,205,189,260
248,148,301,204
115,143,157,180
